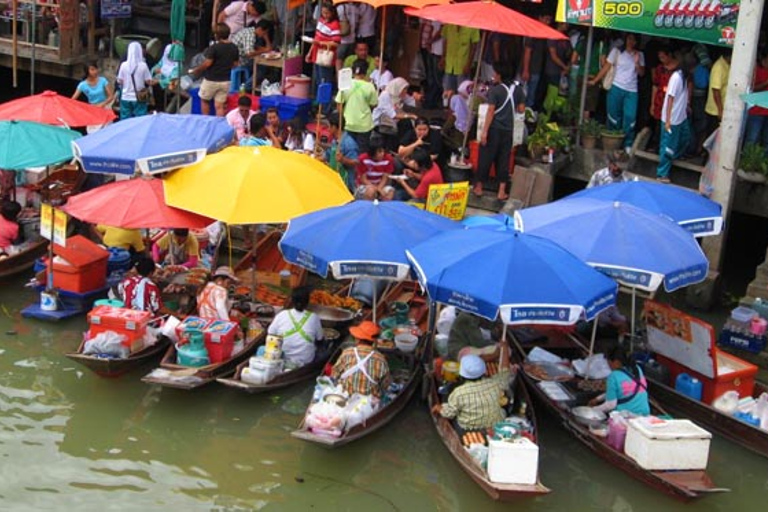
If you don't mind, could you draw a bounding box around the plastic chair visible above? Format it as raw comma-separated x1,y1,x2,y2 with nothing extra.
229,67,253,93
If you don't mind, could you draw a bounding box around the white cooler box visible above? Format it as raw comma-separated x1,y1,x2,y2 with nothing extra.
624,418,711,471
487,437,539,485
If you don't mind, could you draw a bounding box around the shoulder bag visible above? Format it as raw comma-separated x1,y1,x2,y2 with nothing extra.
602,49,617,91
130,69,151,103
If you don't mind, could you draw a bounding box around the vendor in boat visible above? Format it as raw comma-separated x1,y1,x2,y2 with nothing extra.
432,344,513,431
447,311,498,362
0,200,22,256
94,224,146,255
332,321,391,398
117,256,167,316
267,287,324,367
152,228,199,269
589,344,650,416
197,266,239,321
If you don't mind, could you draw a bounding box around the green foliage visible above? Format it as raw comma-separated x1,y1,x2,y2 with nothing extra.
580,118,603,137
739,142,768,176
527,114,571,155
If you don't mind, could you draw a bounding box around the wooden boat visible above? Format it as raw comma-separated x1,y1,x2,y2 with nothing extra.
645,374,768,459
290,281,427,448
427,363,550,499
141,331,266,390
65,336,171,378
216,337,342,394
0,240,48,279
234,230,307,289
508,327,728,501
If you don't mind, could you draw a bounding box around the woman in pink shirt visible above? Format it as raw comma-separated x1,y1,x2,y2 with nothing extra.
0,200,21,254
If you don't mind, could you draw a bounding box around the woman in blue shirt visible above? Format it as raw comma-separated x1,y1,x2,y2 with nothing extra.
590,344,650,416
71,62,114,108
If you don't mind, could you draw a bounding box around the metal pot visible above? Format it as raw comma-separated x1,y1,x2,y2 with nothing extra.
571,406,607,429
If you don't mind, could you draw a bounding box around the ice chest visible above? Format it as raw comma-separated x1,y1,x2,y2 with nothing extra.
487,437,539,485
203,320,239,364
258,94,311,123
48,235,109,293
624,418,711,471
87,305,151,353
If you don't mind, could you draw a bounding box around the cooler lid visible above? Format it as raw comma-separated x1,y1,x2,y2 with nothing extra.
53,235,109,267
628,418,712,440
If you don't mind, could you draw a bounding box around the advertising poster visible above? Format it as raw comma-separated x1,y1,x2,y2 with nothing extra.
425,182,470,221
40,204,68,247
558,0,739,47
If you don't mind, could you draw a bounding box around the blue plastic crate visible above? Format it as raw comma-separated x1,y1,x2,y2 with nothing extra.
258,94,312,123
189,87,215,115
718,327,767,354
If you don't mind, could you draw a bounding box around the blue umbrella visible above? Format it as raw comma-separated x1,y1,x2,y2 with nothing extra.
564,181,723,237
515,198,709,294
461,212,513,229
72,114,234,176
406,229,617,325
280,200,459,280
280,200,459,322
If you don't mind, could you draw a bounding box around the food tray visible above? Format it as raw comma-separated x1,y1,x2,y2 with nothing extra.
523,361,575,382
537,381,575,402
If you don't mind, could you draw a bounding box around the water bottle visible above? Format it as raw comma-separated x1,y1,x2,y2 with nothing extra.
239,83,246,97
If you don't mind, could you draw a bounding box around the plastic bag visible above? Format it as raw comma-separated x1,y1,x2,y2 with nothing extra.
712,390,740,415
527,346,564,364
467,444,489,469
344,394,379,429
572,354,611,380
306,401,346,436
436,306,457,336
311,376,346,403
83,331,129,358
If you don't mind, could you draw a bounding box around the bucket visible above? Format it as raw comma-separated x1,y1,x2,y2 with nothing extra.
442,361,460,382
264,334,283,360
607,415,628,452
40,291,57,311
284,75,311,99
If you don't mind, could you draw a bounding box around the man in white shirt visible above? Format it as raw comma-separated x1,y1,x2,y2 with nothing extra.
267,287,324,367
656,56,691,183
225,95,256,141
587,151,630,188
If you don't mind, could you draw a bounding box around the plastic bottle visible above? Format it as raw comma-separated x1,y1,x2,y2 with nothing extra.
239,83,246,97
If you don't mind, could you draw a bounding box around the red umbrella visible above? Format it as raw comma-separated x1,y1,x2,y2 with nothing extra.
0,90,116,128
62,177,214,229
405,1,567,39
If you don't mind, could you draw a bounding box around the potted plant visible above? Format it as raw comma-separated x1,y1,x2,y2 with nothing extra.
580,119,602,150
737,142,768,184
601,128,625,152
527,114,570,162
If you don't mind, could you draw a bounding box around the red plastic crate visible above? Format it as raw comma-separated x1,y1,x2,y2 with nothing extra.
203,320,239,364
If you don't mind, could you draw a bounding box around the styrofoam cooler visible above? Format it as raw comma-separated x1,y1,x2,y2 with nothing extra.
624,418,711,471
487,437,539,485
243,356,284,384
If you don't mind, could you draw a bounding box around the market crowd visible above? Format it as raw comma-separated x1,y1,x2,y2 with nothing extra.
68,1,754,199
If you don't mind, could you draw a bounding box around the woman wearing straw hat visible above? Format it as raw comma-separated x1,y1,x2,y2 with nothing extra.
332,321,390,398
197,266,239,321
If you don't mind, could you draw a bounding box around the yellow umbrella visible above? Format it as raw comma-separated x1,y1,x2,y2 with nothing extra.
163,146,353,225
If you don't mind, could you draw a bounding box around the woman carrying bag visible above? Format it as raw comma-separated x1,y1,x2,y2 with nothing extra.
116,42,153,119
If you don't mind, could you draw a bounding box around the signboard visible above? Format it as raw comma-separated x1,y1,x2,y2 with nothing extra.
558,0,739,47
338,68,353,92
101,0,132,20
331,261,411,281
40,204,68,247
426,181,470,221
644,300,716,378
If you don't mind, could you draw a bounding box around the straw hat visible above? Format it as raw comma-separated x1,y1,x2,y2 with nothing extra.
349,321,380,342
212,266,239,282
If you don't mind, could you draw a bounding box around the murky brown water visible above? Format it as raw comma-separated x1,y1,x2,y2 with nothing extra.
1,275,766,511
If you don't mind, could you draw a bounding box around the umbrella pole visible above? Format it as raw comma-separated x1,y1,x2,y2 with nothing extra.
575,26,594,147
588,312,599,358
372,279,378,325
378,7,386,84
30,0,36,95
250,225,258,301
460,30,488,162
12,0,17,87
631,286,637,350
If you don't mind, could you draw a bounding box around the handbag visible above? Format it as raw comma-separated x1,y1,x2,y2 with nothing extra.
602,49,617,90
315,47,335,67
130,70,150,103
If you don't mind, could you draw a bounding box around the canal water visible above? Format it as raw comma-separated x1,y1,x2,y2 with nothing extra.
0,275,766,511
